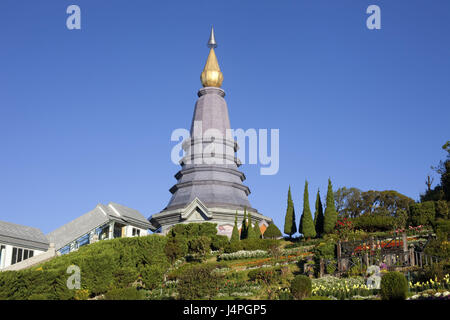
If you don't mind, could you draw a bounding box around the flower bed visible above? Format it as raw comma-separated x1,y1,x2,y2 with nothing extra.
312,276,374,300
218,250,269,261
409,274,450,293
408,291,450,300
230,252,311,269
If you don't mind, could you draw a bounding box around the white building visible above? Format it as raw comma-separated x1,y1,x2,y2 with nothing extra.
47,202,151,255
0,220,49,270
0,202,151,271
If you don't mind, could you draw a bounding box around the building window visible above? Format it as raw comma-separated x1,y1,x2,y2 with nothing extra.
10,247,34,265
0,245,5,265
17,249,23,263
132,228,141,237
77,234,90,248
11,248,17,265
59,245,70,255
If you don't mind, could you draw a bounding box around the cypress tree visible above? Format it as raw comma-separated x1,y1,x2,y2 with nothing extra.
323,178,337,234
240,208,248,240
264,223,282,239
314,189,324,237
284,186,297,238
253,222,262,239
231,211,240,242
300,180,316,239
247,212,256,239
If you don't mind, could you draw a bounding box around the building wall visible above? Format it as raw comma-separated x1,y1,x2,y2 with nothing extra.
0,243,45,270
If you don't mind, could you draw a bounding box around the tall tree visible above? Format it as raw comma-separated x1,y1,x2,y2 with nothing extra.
231,211,240,242
247,212,256,239
240,208,248,240
314,189,324,236
422,141,450,202
284,186,297,238
323,178,337,234
253,221,262,239
263,223,282,239
300,181,316,239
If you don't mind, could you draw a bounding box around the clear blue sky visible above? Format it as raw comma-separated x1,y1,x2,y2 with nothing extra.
0,0,449,234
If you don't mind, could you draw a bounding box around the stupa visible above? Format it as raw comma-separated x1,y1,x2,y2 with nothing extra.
148,28,272,236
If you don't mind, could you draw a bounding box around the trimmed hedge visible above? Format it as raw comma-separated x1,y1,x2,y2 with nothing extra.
409,201,436,226
0,235,169,300
247,267,280,284
176,263,224,300
290,275,312,300
352,214,396,232
380,271,408,300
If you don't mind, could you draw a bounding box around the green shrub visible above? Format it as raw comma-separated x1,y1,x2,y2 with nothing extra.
409,201,436,226
0,235,170,300
290,275,312,300
433,219,450,241
241,238,279,251
141,264,166,290
313,241,335,259
169,223,218,238
223,241,243,253
0,269,74,300
380,271,408,300
210,235,229,251
164,237,188,263
81,252,117,295
352,214,396,232
113,267,138,289
263,223,282,239
188,236,211,257
435,200,449,220
247,268,279,284
177,264,223,300
104,287,144,300
417,261,449,283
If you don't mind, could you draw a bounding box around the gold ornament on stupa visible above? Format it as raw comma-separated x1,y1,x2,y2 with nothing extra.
201,27,223,87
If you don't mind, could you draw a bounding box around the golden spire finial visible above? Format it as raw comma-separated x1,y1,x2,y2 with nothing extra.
201,27,223,87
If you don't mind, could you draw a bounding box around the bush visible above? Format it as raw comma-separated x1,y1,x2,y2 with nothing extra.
113,267,138,289
168,223,218,238
0,269,74,300
290,275,312,300
164,237,188,263
409,201,436,226
104,287,144,300
247,267,280,284
210,235,229,251
81,252,117,295
380,271,408,300
0,235,170,300
433,219,450,241
241,238,279,251
188,236,211,257
141,264,166,290
435,200,449,220
263,223,282,239
417,261,449,283
177,264,224,300
352,214,396,232
313,241,336,259
223,241,243,253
